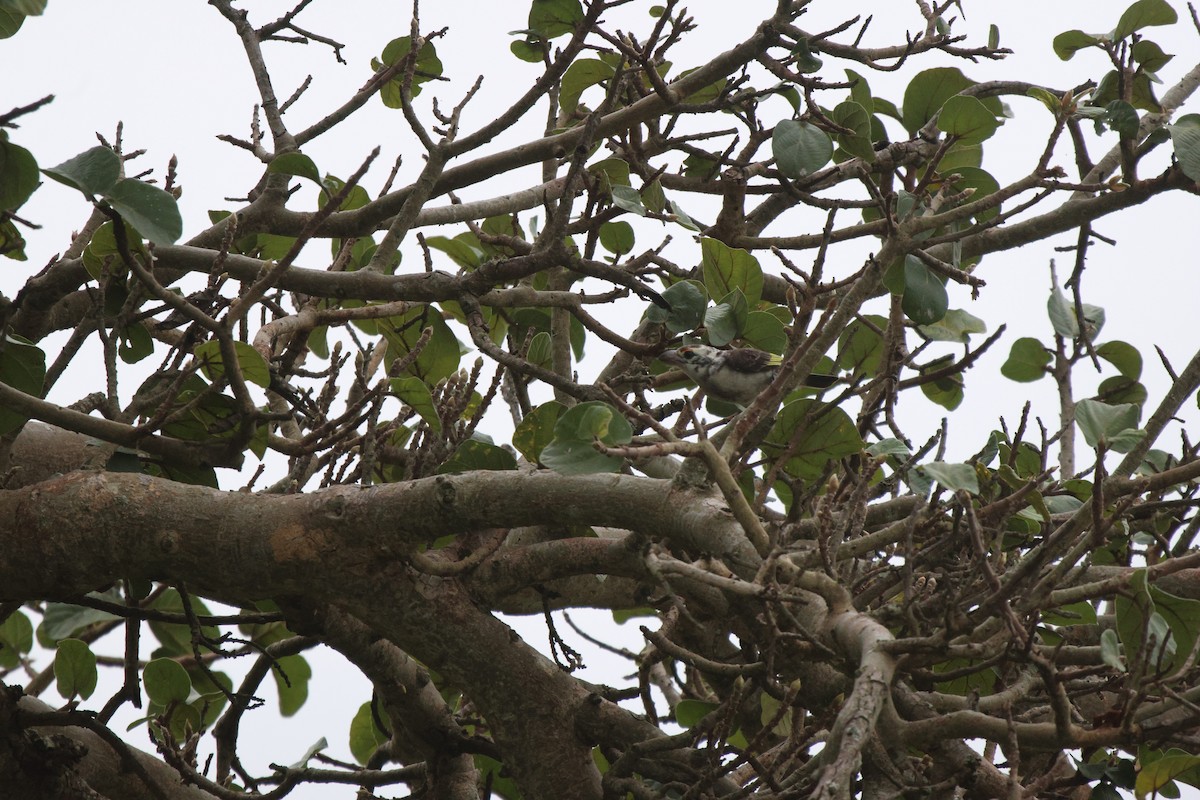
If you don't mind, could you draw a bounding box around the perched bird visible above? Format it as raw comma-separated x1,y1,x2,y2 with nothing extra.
659,345,835,407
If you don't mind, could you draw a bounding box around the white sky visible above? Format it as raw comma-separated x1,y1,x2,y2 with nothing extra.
3,2,1199,797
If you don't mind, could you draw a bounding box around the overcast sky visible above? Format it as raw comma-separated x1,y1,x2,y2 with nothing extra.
3,2,1199,796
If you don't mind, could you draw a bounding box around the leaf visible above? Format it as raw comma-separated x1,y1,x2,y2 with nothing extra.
837,315,887,377
1075,398,1142,451
272,654,312,717
831,100,875,161
598,220,634,255
1131,38,1174,72
194,340,272,389
919,461,980,494
1100,628,1126,671
560,58,614,115
42,146,119,196
901,257,948,325
918,308,986,343
54,639,98,700
764,400,864,480
901,67,1001,135
675,699,719,728
700,238,763,307
268,152,322,184
610,185,646,216
0,334,46,435
1052,30,1101,61
1104,100,1140,140
374,36,443,104
439,439,518,474
741,310,788,354
540,401,632,475
106,179,183,245
1166,113,1200,181
348,702,390,765
390,376,442,433
1136,754,1200,800
0,139,39,210
1027,86,1064,115
1047,285,1079,338
1113,0,1177,41
380,309,462,385
938,95,999,145
704,289,748,347
772,119,833,178
1001,337,1051,382
143,658,192,705
0,610,33,668
644,280,706,334
528,0,584,39
514,402,565,462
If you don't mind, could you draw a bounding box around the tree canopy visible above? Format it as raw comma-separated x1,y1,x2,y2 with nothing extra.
2,1,1200,799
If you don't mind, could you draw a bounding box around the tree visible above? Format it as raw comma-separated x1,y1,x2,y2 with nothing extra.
2,0,1200,797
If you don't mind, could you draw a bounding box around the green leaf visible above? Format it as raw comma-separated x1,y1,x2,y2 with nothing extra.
560,58,614,115
700,238,763,307
901,257,948,325
1148,583,1200,675
0,610,33,668
919,461,980,494
1052,30,1101,60
917,308,986,343
764,399,863,480
1028,86,1064,115
349,702,390,765
426,233,484,269
0,334,46,435
944,166,1001,221
374,36,443,104
1166,113,1200,181
528,0,583,38
644,280,706,334
0,0,46,13
901,67,1001,135
41,597,120,642
268,152,322,184
54,639,98,700
194,340,272,389
1104,100,1140,140
510,38,544,62
704,289,748,347
831,100,875,161
390,376,441,433
1001,337,1051,382
598,220,634,255
1099,340,1142,381
741,310,788,354
1075,398,1143,451
43,146,119,196
143,658,192,705
791,36,823,73
514,401,566,462
772,119,833,178
1042,601,1098,627
836,315,886,378
118,322,154,364
611,185,646,216
1047,285,1106,339
1131,38,1174,72
272,654,312,717
439,439,518,474
1114,0,1177,41
1100,627,1126,671
541,401,632,475
380,308,462,385
1137,754,1200,800
921,368,964,411
938,95,999,145
0,139,39,210
106,179,183,245
675,699,719,728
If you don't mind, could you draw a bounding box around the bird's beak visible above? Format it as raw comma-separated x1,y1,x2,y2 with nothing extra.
658,350,684,366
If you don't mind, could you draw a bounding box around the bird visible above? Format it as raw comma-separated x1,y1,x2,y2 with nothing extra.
658,345,836,407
